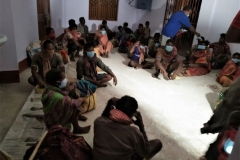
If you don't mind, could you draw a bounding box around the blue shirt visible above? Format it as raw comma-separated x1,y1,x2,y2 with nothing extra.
162,11,192,38
132,46,141,61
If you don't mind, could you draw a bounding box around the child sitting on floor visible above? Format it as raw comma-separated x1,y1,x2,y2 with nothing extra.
128,41,154,69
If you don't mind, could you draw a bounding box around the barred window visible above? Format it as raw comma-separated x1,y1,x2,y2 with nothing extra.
89,0,119,21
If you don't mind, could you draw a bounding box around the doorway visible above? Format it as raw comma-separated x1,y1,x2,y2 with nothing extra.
37,0,51,41
163,0,202,56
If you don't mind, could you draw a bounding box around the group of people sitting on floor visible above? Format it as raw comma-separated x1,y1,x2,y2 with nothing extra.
26,14,240,159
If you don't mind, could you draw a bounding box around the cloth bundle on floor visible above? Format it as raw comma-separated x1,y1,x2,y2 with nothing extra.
77,79,97,113
24,125,92,160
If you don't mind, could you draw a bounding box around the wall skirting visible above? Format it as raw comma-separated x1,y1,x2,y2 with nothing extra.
0,58,29,83
0,70,20,83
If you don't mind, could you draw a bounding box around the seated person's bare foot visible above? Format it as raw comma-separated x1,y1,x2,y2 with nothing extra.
78,114,88,121
182,71,189,77
169,74,176,80
73,125,91,134
98,83,107,87
152,73,159,78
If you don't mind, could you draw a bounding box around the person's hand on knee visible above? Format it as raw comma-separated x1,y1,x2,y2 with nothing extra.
38,80,46,88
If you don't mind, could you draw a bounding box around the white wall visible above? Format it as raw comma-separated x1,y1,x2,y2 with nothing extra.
51,0,136,36
0,0,38,71
134,0,167,36
11,0,39,63
0,0,18,71
196,0,240,53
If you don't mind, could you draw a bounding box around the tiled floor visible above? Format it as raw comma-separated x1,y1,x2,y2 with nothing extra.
0,48,222,159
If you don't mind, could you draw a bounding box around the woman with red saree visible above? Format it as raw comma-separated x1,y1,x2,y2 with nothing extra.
183,40,212,76
216,52,240,87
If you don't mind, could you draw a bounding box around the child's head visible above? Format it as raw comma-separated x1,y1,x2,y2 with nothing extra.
123,22,128,28
145,21,150,27
138,23,143,30
232,52,240,59
69,24,77,31
45,27,55,36
138,24,143,32
102,20,107,26
118,26,123,32
68,19,76,26
79,17,85,25
153,33,161,42
46,69,67,89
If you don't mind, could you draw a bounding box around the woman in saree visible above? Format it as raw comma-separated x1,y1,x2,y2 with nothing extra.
216,52,240,87
95,25,113,58
42,68,91,134
182,40,212,76
28,40,65,88
45,27,69,64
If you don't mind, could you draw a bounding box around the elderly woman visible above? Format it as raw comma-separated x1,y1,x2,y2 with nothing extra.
28,40,65,88
93,95,162,160
95,25,113,58
42,68,91,134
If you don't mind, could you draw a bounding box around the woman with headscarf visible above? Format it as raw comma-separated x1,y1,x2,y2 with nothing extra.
42,68,91,134
28,40,65,88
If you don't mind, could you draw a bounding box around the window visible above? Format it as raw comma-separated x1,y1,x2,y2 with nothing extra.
89,0,119,21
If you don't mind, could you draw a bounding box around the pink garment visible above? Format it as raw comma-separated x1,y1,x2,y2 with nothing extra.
96,31,113,53
64,28,79,41
62,32,73,48
109,109,133,125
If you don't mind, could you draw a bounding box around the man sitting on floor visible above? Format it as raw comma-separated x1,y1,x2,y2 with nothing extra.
128,41,154,69
152,39,182,80
216,52,240,87
76,43,117,87
210,33,231,69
